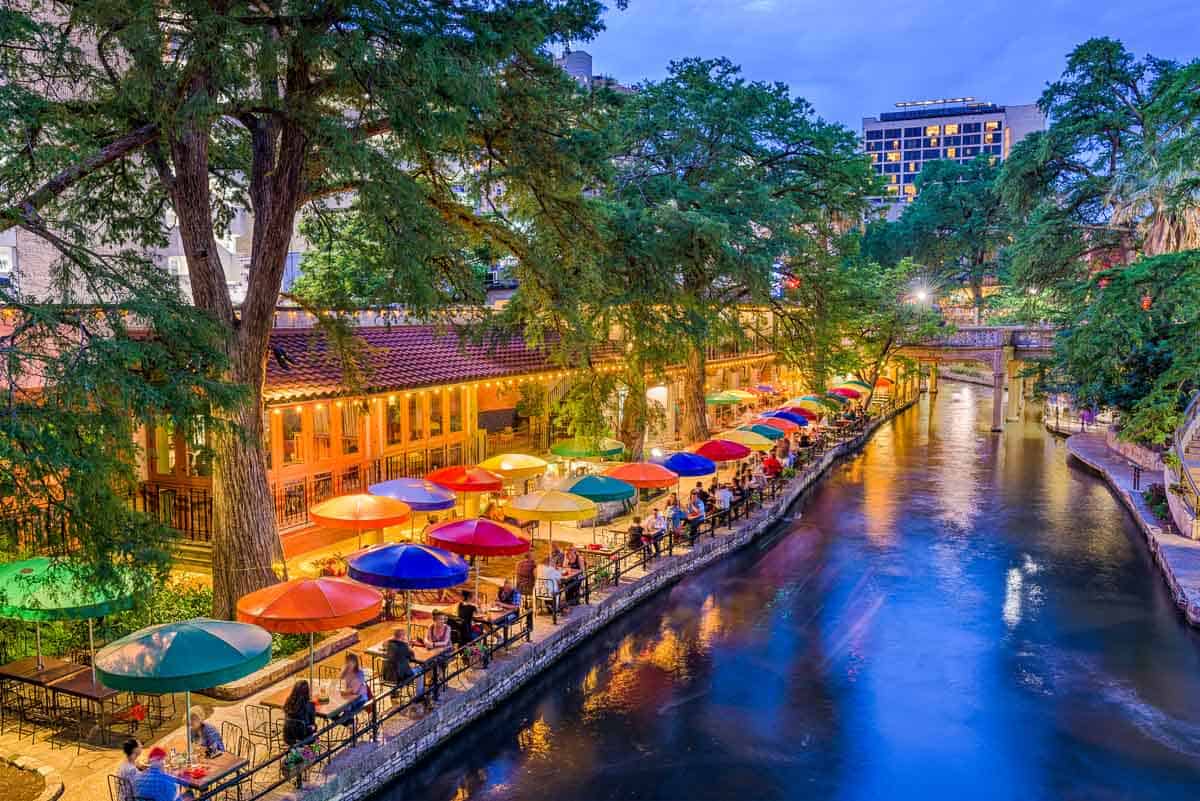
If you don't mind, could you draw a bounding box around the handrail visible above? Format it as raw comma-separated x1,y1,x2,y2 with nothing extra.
1171,390,1200,517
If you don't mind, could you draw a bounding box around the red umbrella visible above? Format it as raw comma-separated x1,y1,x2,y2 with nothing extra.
426,518,530,557
310,493,412,548
236,577,382,681
778,406,820,421
829,387,861,399
693,439,752,462
426,465,504,493
751,416,799,433
603,462,679,489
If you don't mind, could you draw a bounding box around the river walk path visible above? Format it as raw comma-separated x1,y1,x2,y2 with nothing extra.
1067,431,1200,626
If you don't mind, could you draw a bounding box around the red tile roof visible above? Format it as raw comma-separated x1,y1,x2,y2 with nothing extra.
264,324,585,403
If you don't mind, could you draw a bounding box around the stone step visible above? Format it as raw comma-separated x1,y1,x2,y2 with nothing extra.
173,539,213,573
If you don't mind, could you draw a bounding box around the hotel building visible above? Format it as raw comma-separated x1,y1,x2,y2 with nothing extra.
862,98,1045,218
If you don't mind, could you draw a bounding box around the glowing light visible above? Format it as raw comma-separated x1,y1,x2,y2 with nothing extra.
915,289,929,302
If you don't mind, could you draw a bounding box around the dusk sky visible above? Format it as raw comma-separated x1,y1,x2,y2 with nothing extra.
584,0,1200,129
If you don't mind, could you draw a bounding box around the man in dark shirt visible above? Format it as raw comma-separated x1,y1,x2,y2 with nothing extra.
516,554,536,597
694,481,712,507
382,628,418,697
456,590,478,642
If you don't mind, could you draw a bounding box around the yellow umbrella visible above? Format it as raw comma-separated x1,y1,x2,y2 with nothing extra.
719,429,774,451
479,453,549,481
726,389,758,401
790,398,827,415
506,490,597,550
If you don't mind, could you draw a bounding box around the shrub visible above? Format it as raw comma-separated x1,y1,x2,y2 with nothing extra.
1143,483,1170,521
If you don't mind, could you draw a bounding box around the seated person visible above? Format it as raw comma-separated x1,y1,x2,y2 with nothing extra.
455,590,479,643
335,653,370,728
535,559,563,607
562,544,584,572
381,628,424,699
189,705,224,755
116,738,142,800
762,453,782,478
134,748,179,801
549,545,565,569
426,613,453,649
282,680,317,746
716,483,733,511
515,553,537,597
495,578,519,610
627,519,644,550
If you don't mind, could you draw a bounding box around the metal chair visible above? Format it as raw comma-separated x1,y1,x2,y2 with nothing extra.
107,774,133,801
221,720,244,752
244,704,277,752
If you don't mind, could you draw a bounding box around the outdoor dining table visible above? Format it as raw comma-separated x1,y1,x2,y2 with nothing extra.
160,739,249,793
47,670,120,745
0,656,87,686
261,676,369,721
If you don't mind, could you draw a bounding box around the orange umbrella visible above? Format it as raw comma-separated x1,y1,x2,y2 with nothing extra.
603,462,679,489
310,493,412,548
236,577,382,681
426,466,504,493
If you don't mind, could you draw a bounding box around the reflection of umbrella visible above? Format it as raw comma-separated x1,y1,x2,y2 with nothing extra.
310,494,412,548
95,619,271,764
426,466,504,494
479,453,549,481
428,518,531,596
237,578,381,683
550,437,625,459
693,439,752,462
0,557,135,676
719,429,774,451
741,424,785,440
651,452,717,478
603,462,678,489
829,387,861,399
346,543,470,639
557,474,636,503
506,490,596,549
704,391,741,406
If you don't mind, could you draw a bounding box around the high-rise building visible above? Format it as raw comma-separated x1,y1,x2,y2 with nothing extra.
554,48,633,94
862,97,1045,218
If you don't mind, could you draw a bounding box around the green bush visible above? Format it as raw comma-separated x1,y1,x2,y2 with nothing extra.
1143,483,1170,522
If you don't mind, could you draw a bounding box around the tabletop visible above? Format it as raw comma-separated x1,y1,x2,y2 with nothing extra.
48,671,119,701
365,639,448,665
0,656,87,686
159,742,248,790
261,678,363,720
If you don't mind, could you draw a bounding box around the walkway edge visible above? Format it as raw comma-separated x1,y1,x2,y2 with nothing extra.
304,401,917,801
1066,432,1200,627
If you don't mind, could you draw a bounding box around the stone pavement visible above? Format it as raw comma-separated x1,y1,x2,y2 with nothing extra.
1067,431,1200,626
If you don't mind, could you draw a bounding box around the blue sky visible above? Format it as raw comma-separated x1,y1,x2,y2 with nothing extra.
584,0,1200,129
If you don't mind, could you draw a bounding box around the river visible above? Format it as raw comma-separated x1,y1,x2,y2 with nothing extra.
377,383,1200,800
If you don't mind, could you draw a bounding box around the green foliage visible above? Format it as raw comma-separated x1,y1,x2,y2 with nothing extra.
1143,484,1170,522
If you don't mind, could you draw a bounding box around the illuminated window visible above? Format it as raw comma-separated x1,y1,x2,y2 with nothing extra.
889,174,898,184
449,389,462,433
430,390,444,436
925,125,940,136
908,162,918,172
945,147,957,158
154,418,177,474
886,151,900,162
263,413,271,471
989,156,998,166
386,398,403,445
313,405,331,460
944,124,959,135
904,184,916,197
408,395,424,441
281,408,303,465
872,153,880,163
186,418,211,477
983,133,995,144
891,140,900,149
341,404,360,455
984,120,999,131
885,184,899,194
929,137,938,147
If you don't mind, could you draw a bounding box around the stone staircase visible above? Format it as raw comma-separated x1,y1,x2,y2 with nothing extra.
173,539,213,574
1185,429,1200,485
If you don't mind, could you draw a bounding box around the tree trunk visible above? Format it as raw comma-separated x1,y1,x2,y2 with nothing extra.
618,374,648,461
680,345,709,443
209,377,285,619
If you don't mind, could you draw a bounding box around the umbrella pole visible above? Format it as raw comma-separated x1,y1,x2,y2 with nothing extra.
406,591,412,640
309,632,315,685
185,689,194,764
35,622,43,671
88,619,96,684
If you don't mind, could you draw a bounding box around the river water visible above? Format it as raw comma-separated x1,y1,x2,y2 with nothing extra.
379,383,1200,801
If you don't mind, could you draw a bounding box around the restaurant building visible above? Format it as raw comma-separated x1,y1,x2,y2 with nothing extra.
140,309,780,566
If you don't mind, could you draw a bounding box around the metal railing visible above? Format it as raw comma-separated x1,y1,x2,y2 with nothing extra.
1171,391,1200,526
194,610,535,801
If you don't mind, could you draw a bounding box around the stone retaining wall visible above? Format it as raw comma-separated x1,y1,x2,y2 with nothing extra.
6,754,63,801
1105,426,1164,472
303,403,913,801
941,370,994,387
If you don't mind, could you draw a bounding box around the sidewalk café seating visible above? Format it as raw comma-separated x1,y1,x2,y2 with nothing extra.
533,578,558,616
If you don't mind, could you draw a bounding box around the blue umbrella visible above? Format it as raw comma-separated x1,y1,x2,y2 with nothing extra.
652,451,717,478
760,410,809,427
369,478,457,511
557,474,637,503
347,543,470,637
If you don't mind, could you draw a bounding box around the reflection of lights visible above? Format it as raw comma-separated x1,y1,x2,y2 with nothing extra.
650,447,663,459
1003,567,1022,628
516,717,554,759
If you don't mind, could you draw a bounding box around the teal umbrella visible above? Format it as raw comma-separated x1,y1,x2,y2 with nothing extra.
96,618,272,762
550,437,625,459
0,557,134,675
557,474,637,503
740,424,785,441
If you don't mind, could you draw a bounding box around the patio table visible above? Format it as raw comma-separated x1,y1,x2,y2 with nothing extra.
0,656,87,686
160,740,249,793
48,670,120,744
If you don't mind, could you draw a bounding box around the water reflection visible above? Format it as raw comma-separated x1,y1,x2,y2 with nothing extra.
380,388,1200,801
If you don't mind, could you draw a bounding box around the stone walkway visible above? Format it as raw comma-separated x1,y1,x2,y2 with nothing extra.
1067,431,1200,625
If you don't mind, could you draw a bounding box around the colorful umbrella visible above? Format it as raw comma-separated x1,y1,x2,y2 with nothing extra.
829,387,861,399
719,429,774,451
774,407,819,422
550,437,625,459
875,376,894,388
0,557,135,676
368,478,456,511
603,462,679,489
237,577,382,682
651,452,717,478
346,543,470,639
750,417,798,433
836,379,873,392
725,389,758,402
557,474,637,503
693,439,752,462
95,619,271,763
310,493,412,548
788,398,827,415
761,410,810,427
425,465,504,494
428,518,531,596
740,424,785,440
754,384,777,394
704,391,742,406
478,453,549,481
506,490,597,549
816,394,847,409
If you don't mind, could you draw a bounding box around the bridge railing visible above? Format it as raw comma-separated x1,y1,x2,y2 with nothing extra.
1170,391,1200,538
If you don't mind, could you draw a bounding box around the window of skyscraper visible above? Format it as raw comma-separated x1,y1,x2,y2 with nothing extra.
944,123,959,135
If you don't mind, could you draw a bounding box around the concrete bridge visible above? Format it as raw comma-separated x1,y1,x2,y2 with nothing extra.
898,326,1057,432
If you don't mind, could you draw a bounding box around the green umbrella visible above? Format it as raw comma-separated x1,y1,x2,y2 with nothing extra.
0,557,135,674
704,391,741,406
740,424,785,440
96,618,272,763
550,437,625,459
836,379,873,392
